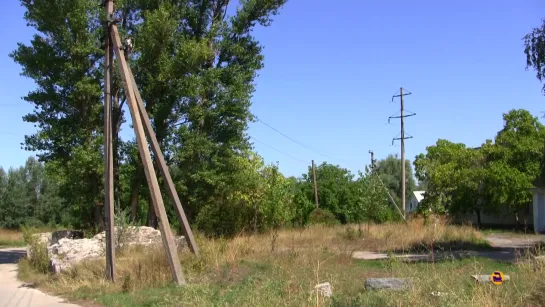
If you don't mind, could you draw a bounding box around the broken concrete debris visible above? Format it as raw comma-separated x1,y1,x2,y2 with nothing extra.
365,278,413,291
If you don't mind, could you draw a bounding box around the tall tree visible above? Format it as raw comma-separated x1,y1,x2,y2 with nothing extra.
352,167,394,226
0,157,64,228
415,110,545,227
524,18,545,196
524,18,545,93
482,109,545,226
414,140,486,220
300,162,357,223
10,0,112,229
11,0,288,230
375,154,416,206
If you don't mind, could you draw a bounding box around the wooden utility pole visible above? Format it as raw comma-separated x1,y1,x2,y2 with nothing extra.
103,0,115,282
109,23,186,285
126,65,199,256
400,87,406,218
368,150,375,172
389,88,415,219
312,160,319,208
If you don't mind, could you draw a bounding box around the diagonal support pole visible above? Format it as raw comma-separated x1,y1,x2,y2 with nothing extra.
110,24,186,285
126,65,199,256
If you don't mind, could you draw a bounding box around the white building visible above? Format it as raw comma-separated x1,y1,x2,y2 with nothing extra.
531,188,545,233
409,189,543,233
408,191,425,213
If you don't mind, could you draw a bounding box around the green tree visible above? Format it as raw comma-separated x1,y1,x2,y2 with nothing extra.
300,162,357,223
375,154,416,206
524,19,545,93
0,157,64,228
10,0,111,229
482,109,545,226
352,168,394,226
11,0,288,232
414,140,485,219
414,109,545,227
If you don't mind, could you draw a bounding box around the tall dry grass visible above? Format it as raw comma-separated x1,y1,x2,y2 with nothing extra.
18,220,489,297
0,228,25,247
23,219,545,306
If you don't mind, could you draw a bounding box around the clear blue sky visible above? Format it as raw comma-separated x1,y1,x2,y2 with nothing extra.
1,0,544,179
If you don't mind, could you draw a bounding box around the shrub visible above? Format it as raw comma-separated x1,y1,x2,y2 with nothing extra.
308,208,339,226
22,227,50,274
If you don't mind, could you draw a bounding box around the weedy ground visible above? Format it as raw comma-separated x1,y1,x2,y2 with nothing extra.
15,219,545,307
0,228,25,247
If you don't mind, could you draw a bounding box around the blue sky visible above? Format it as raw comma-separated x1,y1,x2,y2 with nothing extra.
1,0,544,179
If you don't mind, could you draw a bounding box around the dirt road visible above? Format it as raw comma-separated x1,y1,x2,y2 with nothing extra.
0,248,79,307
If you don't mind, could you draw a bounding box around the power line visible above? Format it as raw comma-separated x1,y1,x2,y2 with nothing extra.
255,117,351,164
250,136,308,164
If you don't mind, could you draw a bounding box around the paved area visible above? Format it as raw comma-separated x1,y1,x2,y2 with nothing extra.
352,234,545,262
485,233,545,249
0,248,79,307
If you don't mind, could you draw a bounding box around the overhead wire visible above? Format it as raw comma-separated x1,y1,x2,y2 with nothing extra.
254,116,352,164
250,136,308,164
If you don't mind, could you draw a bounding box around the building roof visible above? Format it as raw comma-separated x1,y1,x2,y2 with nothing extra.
412,191,425,202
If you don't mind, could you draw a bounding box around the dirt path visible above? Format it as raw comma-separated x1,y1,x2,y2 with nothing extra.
0,248,79,307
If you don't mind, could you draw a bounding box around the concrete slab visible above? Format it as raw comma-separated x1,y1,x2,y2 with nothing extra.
366,278,413,290
351,251,428,261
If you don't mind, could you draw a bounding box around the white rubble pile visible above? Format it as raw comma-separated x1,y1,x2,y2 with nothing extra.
33,232,52,246
46,226,186,273
48,237,104,273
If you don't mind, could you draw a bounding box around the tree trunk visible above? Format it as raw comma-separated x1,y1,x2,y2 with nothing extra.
147,197,158,229
129,180,141,223
129,162,144,222
92,184,104,231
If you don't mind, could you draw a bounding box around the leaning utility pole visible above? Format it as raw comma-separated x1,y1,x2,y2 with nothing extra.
102,1,200,285
389,87,415,219
312,160,319,208
103,0,115,281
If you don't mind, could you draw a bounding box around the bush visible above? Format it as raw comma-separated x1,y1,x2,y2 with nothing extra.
308,208,339,226
22,227,50,274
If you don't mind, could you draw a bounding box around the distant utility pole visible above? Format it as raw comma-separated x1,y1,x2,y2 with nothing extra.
312,160,319,208
368,149,406,221
368,150,375,172
389,87,416,219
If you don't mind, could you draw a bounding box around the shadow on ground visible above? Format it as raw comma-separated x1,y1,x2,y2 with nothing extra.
0,249,27,265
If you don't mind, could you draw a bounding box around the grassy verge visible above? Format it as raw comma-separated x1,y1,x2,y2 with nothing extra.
19,220,544,306
0,229,25,247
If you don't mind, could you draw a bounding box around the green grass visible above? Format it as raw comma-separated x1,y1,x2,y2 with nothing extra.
38,252,536,307
0,239,26,248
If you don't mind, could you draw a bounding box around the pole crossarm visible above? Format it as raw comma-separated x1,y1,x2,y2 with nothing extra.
388,113,416,119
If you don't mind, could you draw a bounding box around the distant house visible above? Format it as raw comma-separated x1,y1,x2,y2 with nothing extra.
410,190,538,232
531,188,545,233
408,191,425,214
